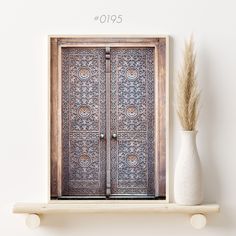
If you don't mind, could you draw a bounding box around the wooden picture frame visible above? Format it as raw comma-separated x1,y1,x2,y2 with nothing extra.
49,35,169,202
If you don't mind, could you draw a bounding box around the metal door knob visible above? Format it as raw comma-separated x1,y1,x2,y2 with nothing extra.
112,133,117,139
100,133,105,139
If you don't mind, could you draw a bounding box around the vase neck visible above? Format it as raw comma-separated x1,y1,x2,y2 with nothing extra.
181,131,198,144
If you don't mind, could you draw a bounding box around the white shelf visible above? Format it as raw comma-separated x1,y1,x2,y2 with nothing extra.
13,202,219,229
13,202,219,214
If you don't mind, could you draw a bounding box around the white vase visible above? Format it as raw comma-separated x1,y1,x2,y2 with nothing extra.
174,130,203,205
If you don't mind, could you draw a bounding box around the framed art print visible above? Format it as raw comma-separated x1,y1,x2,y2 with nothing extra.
49,36,169,202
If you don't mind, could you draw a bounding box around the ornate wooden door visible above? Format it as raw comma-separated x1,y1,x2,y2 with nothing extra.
50,37,167,200
61,48,107,197
60,47,155,198
109,48,155,198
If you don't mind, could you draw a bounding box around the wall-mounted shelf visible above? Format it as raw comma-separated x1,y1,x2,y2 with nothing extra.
13,202,219,229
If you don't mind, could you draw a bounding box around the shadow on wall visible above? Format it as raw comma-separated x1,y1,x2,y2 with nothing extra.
38,211,236,235
198,43,236,230
40,213,191,234
198,42,221,204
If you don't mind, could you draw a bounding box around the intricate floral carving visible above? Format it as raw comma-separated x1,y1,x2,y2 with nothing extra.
61,48,106,196
61,47,155,197
78,67,90,80
126,154,139,167
126,68,138,80
110,48,155,195
125,105,138,119
78,105,91,118
78,155,91,167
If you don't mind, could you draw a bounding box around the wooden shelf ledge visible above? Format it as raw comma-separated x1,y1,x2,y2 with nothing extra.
13,202,219,229
13,202,219,214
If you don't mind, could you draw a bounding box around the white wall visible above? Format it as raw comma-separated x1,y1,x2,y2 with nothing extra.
0,0,236,235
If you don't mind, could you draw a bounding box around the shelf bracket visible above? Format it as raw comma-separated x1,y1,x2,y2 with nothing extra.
23,212,207,229
190,213,207,229
25,214,41,229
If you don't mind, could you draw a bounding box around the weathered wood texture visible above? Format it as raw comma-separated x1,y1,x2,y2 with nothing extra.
50,38,58,197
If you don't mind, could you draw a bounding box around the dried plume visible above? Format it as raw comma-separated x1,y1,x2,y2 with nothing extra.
177,37,200,130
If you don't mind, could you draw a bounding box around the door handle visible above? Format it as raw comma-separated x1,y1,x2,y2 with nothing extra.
100,133,105,139
112,133,117,139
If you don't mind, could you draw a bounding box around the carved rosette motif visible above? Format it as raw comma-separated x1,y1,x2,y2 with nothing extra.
110,48,155,195
62,48,106,195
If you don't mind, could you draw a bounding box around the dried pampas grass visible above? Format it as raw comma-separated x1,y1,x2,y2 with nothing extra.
177,37,200,131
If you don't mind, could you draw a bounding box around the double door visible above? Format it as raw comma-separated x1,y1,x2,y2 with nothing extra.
60,46,156,199
49,36,168,199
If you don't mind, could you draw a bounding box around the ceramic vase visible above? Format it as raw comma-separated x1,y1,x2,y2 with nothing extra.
174,130,203,205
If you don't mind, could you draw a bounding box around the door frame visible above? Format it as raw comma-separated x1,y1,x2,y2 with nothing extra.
49,35,169,203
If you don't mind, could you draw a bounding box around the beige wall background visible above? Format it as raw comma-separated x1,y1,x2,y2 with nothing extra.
0,0,236,235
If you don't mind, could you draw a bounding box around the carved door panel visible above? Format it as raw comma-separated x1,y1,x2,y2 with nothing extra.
61,48,106,197
59,46,158,198
110,48,155,197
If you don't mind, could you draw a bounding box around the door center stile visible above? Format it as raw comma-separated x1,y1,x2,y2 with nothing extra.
105,47,111,197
